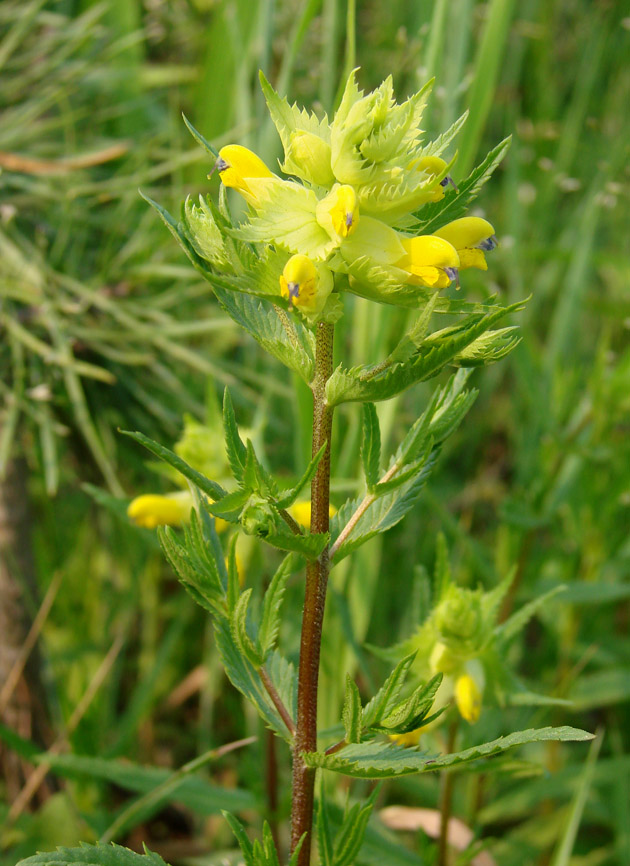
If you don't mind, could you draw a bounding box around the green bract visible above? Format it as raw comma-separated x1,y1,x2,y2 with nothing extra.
157,68,512,327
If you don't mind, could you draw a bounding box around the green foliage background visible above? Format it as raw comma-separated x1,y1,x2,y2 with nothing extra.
1,0,628,864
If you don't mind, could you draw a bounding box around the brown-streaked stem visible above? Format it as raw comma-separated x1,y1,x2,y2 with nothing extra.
438,718,459,866
290,322,335,866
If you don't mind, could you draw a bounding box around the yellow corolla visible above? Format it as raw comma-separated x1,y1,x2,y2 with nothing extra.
395,235,460,288
433,217,497,271
127,491,228,533
407,155,457,202
215,144,273,200
288,500,337,529
127,491,193,529
315,184,359,240
454,672,482,723
279,254,332,314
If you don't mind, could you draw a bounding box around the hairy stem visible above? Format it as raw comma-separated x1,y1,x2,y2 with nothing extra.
290,322,335,865
438,719,459,866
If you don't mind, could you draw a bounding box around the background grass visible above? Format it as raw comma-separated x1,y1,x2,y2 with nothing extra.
1,1,629,864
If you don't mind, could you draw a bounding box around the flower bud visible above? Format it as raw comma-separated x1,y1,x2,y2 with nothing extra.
285,131,335,187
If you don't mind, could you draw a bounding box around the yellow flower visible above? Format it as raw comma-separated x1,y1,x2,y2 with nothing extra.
433,217,497,272
215,145,273,200
407,156,457,202
395,235,460,288
454,661,485,724
279,254,333,314
288,499,337,529
316,184,359,240
127,491,229,533
127,491,193,529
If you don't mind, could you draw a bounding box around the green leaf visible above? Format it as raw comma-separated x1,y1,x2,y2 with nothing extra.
17,843,169,866
360,403,381,490
263,527,329,559
27,752,256,816
275,442,327,509
259,555,300,658
158,512,226,615
342,676,363,745
121,430,226,501
362,653,417,728
453,327,521,367
332,790,378,866
226,534,240,614
243,439,277,497
231,589,264,668
223,388,247,483
372,445,432,496
317,790,334,866
213,287,315,383
304,727,594,779
413,136,512,233
371,674,443,734
222,812,255,866
182,114,219,158
326,301,525,405
496,585,566,643
215,617,294,740
206,488,250,521
330,454,436,563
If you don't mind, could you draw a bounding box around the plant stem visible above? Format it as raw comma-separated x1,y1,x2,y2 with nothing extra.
438,718,459,866
290,322,335,865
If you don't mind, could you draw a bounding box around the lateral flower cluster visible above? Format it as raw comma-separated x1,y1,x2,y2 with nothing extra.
187,71,497,323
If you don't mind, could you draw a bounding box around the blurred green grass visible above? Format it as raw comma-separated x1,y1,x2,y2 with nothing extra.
1,1,629,864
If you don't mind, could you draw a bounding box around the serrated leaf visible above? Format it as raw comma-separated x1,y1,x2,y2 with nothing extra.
214,618,293,740
318,796,334,866
223,388,247,483
360,403,381,489
423,110,469,157
263,528,329,559
453,327,521,367
304,727,594,779
326,301,526,405
372,445,432,496
413,136,512,233
213,287,315,382
222,812,254,866
275,442,327,509
226,534,240,614
243,439,277,497
362,653,417,728
373,674,443,733
158,511,226,615
330,454,436,562
121,430,226,501
232,589,264,668
342,676,363,745
333,790,378,866
17,843,169,866
497,585,567,643
259,555,300,657
206,488,249,521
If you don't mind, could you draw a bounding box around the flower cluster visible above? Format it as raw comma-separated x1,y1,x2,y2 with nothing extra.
191,71,498,322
